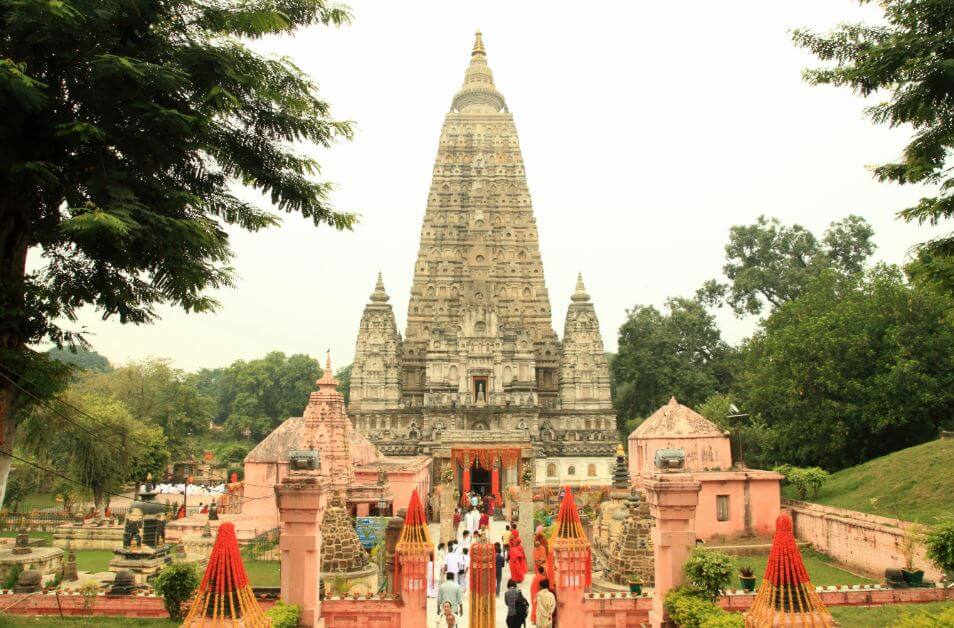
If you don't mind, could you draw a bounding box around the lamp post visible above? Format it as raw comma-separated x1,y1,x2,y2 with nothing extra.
726,409,749,467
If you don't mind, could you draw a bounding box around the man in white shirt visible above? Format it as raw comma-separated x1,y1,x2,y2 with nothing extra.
459,547,470,593
460,531,472,551
444,542,461,581
465,506,480,535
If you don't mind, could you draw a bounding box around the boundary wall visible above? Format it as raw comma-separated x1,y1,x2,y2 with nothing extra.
784,499,943,581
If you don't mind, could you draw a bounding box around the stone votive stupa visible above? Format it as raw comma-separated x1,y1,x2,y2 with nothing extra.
319,493,377,594
0,524,63,583
108,483,171,584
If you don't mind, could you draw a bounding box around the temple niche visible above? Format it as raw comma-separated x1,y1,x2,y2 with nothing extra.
348,32,618,491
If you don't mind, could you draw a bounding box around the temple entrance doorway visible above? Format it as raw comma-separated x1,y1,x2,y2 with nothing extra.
469,462,491,497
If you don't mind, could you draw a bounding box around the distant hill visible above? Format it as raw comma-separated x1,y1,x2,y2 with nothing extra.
783,438,953,525
46,346,111,373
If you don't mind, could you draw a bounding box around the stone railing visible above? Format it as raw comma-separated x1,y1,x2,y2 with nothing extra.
784,499,943,581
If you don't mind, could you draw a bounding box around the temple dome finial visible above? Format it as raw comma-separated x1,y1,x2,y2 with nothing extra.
316,351,339,389
370,272,389,303
473,30,486,57
571,273,590,302
452,30,506,114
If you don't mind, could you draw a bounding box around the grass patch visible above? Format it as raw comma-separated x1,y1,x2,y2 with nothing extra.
72,549,114,574
244,560,280,587
0,618,176,627
829,600,954,627
728,548,874,588
0,531,53,544
783,439,954,525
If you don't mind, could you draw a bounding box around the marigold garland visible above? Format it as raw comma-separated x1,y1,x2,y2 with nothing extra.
180,521,268,627
549,486,592,590
744,514,835,627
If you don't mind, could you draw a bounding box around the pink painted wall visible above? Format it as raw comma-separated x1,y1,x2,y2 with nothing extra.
321,596,403,627
577,586,953,628
635,471,782,541
354,464,431,515
786,500,943,581
629,435,732,477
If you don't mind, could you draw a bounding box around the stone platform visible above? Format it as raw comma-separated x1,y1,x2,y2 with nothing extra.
54,522,124,550
165,513,276,544
0,545,64,581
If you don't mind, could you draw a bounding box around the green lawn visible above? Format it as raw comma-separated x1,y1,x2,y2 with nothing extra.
245,560,280,587
72,550,114,574
782,439,954,525
728,548,874,588
0,618,176,627
829,601,954,627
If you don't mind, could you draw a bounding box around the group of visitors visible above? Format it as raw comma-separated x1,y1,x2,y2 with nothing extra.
428,513,557,627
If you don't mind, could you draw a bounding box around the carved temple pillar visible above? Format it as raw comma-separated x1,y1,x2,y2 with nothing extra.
644,474,701,628
439,483,456,544
491,463,500,513
274,474,330,627
516,486,534,569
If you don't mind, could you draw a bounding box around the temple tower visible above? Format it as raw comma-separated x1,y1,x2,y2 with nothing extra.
349,274,403,412
559,274,613,411
303,355,355,494
350,31,618,487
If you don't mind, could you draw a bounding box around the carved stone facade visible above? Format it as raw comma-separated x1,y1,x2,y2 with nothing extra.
349,33,617,479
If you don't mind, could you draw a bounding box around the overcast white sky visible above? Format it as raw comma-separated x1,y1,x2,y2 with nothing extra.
53,1,943,372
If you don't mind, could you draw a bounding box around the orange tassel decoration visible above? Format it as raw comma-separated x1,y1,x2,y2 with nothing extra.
745,514,835,627
180,522,268,627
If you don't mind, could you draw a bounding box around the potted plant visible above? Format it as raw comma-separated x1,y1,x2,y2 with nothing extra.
627,577,644,594
739,566,756,592
900,523,925,586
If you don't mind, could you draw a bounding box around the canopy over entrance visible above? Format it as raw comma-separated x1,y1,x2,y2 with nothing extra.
451,447,524,512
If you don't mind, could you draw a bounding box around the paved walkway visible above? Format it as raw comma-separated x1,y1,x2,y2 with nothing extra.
426,518,534,627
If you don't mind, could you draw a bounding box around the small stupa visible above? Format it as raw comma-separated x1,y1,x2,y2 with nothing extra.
319,493,376,593
181,522,267,627
744,514,835,627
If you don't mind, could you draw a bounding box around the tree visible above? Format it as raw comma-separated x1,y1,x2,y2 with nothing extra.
335,363,352,405
736,266,954,470
21,391,160,509
195,352,321,441
80,359,211,457
925,522,954,579
0,0,354,505
46,346,110,373
682,548,735,600
793,2,954,292
612,297,736,428
710,215,875,316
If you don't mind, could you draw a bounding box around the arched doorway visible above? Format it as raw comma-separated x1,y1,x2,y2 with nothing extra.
469,462,491,497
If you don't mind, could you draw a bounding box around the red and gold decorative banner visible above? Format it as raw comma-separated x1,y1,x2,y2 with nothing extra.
468,539,496,628
451,447,521,471
181,522,268,627
745,514,835,627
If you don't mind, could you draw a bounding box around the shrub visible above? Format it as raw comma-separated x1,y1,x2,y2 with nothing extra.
153,562,199,621
683,548,734,600
891,604,954,627
266,600,302,628
924,522,954,577
664,587,740,628
3,564,22,589
701,614,745,628
774,466,829,499
80,580,99,612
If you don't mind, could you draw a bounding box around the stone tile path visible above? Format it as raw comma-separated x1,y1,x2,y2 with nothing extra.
426,518,534,627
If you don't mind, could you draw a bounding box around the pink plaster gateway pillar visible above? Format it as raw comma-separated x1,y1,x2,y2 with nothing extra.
644,473,701,628
275,472,329,627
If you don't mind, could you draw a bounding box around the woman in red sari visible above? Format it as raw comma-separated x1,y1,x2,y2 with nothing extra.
508,529,528,582
529,564,546,623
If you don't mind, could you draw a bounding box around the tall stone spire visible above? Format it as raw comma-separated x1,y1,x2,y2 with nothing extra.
299,353,355,491
400,30,560,410
350,274,403,412
560,273,613,410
